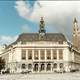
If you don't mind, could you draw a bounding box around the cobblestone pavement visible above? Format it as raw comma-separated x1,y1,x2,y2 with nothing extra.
0,72,80,80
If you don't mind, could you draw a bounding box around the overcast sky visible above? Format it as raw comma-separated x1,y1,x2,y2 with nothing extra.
0,0,80,45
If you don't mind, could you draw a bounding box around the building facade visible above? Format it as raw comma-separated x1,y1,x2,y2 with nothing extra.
0,17,80,73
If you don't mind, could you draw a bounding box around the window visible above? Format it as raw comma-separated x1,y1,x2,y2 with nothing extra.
60,63,63,68
28,50,32,60
46,50,51,59
21,41,26,44
34,50,39,60
59,41,63,44
28,64,32,69
59,49,63,59
21,49,26,60
22,64,26,69
40,50,45,60
53,50,57,59
53,63,57,68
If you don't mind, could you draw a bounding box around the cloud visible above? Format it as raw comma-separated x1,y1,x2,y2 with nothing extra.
0,35,18,45
15,1,80,21
15,1,80,40
15,1,30,19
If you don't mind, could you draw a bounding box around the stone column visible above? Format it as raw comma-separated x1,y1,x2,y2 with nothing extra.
45,49,46,60
32,63,34,73
26,49,28,61
32,49,34,61
45,63,47,72
51,63,53,72
51,49,53,60
57,49,59,60
45,49,47,60
38,63,41,72
57,50,59,72
57,63,60,72
39,50,40,60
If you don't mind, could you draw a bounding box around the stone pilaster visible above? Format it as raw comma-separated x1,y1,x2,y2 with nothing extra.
57,50,59,60
51,49,53,60
45,49,46,60
32,49,34,61
39,50,40,60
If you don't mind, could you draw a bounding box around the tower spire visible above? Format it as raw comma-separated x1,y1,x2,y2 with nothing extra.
74,17,77,23
72,17,79,49
39,17,46,33
39,17,46,38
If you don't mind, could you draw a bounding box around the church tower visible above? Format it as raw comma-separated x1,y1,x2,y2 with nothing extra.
39,17,46,39
72,17,79,49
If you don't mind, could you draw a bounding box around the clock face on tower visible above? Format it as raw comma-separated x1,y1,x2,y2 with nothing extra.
40,32,45,36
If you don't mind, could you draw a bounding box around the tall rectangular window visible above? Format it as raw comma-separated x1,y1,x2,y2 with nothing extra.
40,50,45,60
21,49,26,60
59,49,63,59
46,49,51,59
28,50,32,60
53,49,57,59
34,50,39,60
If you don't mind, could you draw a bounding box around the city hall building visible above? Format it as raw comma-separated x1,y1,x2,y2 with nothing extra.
0,17,80,73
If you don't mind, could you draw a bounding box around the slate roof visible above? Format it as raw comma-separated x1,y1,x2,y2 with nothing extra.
16,33,67,42
5,33,67,49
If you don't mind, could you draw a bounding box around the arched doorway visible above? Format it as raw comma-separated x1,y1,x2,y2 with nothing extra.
40,64,45,71
60,63,63,68
47,63,51,71
34,64,38,71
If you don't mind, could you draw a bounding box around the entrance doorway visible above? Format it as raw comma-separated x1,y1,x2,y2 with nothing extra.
47,64,51,71
34,64,38,71
40,64,45,71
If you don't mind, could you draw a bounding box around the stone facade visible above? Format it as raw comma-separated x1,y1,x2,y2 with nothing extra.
0,17,80,73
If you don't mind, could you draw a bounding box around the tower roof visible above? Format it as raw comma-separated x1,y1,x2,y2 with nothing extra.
74,17,77,23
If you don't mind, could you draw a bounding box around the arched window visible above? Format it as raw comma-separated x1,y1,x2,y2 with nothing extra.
60,63,63,68
47,64,51,71
53,63,57,68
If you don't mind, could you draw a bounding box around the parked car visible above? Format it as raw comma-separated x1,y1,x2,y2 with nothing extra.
54,69,65,73
70,69,79,72
1,68,10,74
21,70,31,74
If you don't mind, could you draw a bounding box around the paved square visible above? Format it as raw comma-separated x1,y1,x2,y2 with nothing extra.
0,72,80,80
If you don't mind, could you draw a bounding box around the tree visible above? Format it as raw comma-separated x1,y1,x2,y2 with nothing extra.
0,57,5,72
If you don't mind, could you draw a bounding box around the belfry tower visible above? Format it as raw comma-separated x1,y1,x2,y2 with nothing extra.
72,17,79,49
39,17,46,39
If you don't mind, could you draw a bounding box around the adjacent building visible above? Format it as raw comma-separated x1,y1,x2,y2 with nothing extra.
0,17,80,73
72,17,80,50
